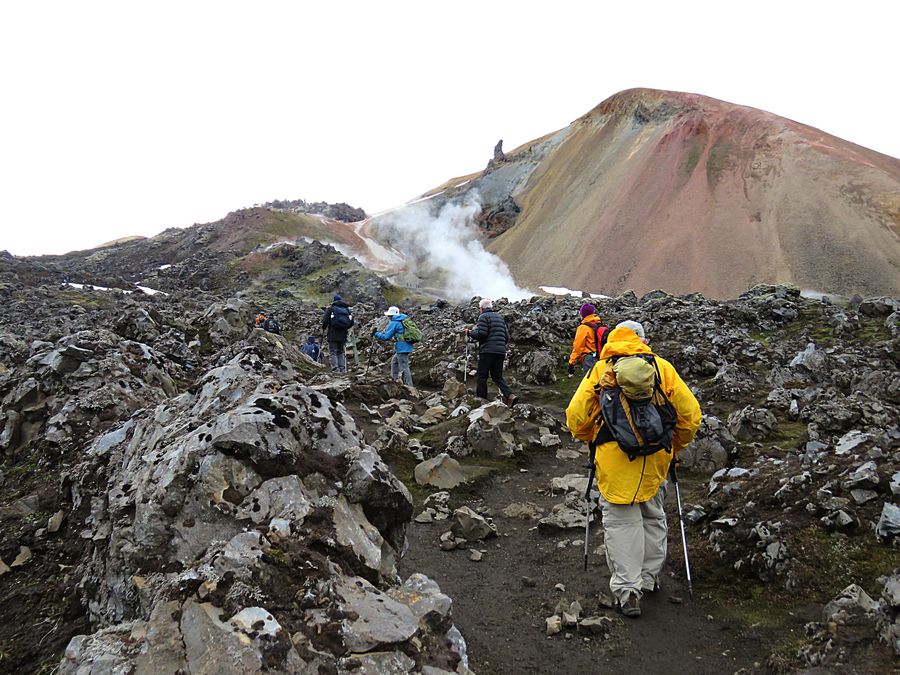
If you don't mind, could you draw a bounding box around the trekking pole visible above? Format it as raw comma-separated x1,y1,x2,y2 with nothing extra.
363,337,374,375
349,329,360,367
464,338,469,384
583,442,597,571
364,322,386,376
670,462,694,600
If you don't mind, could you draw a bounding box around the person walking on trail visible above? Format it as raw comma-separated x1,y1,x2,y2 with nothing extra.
255,311,268,328
466,298,516,406
565,321,701,619
299,335,320,361
373,306,415,386
568,303,608,376
321,294,353,373
262,314,280,335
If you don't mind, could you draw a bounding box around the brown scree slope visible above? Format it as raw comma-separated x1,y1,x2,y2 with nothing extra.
483,88,900,298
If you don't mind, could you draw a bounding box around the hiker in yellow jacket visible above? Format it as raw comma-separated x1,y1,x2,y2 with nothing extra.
566,321,701,618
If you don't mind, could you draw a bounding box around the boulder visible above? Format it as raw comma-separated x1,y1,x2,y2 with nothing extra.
450,506,497,541
414,454,466,489
875,502,900,542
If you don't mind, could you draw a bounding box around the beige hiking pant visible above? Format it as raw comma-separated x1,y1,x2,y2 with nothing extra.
600,481,668,602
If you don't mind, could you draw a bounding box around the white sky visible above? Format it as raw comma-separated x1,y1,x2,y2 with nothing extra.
1,1,897,256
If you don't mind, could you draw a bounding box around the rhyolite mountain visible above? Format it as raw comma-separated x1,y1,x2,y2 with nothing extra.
397,88,900,299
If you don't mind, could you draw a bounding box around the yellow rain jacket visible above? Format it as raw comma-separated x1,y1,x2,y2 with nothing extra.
565,327,702,504
568,314,603,366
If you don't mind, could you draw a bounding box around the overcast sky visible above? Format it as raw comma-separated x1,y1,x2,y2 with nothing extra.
1,1,897,256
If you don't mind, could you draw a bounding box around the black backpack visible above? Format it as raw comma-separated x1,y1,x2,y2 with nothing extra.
329,306,353,330
593,354,677,461
264,318,280,334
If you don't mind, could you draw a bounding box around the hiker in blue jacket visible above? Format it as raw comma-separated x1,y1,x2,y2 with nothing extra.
374,305,414,386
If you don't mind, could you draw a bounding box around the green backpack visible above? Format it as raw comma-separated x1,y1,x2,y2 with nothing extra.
399,317,423,344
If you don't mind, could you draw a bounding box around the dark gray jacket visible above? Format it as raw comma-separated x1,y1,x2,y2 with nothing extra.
469,310,509,355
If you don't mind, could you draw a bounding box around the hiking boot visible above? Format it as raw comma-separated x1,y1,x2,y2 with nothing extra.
620,591,641,618
504,393,518,407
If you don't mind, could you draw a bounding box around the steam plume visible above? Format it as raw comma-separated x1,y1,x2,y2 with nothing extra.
371,192,531,301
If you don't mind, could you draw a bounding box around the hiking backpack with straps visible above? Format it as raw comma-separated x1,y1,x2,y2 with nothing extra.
593,354,677,461
584,321,610,356
329,306,353,330
399,317,423,344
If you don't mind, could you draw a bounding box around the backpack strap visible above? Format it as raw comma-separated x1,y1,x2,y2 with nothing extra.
584,322,610,356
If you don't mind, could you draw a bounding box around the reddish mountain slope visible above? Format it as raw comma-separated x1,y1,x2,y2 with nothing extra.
472,89,900,297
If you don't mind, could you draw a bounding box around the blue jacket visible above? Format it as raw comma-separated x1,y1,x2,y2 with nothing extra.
375,314,414,353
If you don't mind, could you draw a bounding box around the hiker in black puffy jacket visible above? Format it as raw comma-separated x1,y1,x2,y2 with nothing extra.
466,298,516,406
321,294,353,372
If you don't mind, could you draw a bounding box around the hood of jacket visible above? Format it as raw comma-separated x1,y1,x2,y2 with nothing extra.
389,313,409,322
580,313,601,326
599,326,652,360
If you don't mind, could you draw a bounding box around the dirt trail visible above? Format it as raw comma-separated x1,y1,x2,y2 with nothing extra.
398,405,776,674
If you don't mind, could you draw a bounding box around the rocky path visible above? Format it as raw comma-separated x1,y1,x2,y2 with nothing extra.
398,416,776,674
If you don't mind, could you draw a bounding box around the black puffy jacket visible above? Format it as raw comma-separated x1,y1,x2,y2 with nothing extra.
469,310,509,355
321,301,353,342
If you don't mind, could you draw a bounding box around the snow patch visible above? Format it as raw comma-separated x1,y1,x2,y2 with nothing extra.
66,282,167,297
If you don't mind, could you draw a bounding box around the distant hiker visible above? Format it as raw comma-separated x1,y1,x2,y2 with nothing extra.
321,294,353,372
466,298,516,406
568,303,608,376
565,322,701,619
255,311,268,328
263,314,280,335
373,306,415,386
300,335,320,361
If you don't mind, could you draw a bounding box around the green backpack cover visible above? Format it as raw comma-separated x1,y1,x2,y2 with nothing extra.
399,317,423,344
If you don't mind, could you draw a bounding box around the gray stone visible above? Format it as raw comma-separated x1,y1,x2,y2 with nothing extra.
882,573,900,609
11,546,31,567
875,502,900,541
181,600,288,674
336,576,419,653
850,489,878,505
420,405,449,425
237,475,312,525
333,496,396,579
546,615,561,636
442,378,466,400
501,502,544,520
414,453,466,489
47,510,65,533
132,601,189,673
727,406,777,440
822,584,876,623
338,651,416,674
835,430,875,456
841,461,879,490
790,343,827,376
388,573,453,631
538,493,591,532
579,616,613,635
550,473,593,495
451,506,497,541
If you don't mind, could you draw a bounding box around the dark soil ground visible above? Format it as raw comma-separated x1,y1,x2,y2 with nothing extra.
397,405,791,674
